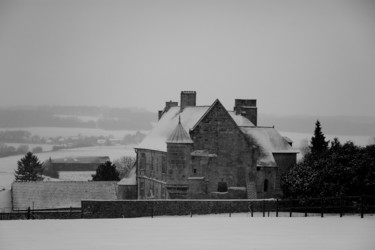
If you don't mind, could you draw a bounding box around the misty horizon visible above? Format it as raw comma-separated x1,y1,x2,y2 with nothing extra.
1,1,375,118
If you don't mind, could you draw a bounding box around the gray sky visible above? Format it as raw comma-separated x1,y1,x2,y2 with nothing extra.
0,0,374,116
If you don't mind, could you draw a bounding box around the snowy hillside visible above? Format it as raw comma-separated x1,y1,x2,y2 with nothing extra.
0,216,374,250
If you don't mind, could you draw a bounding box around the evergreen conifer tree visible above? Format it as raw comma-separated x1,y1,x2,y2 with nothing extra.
92,161,120,181
15,152,44,181
310,120,329,155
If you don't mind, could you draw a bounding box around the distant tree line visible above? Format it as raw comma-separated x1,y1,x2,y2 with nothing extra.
15,151,136,181
282,120,375,199
0,130,43,143
0,130,146,158
0,106,155,130
122,131,146,145
0,143,42,158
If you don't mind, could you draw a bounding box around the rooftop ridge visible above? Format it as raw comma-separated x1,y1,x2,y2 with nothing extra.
166,120,194,144
239,125,275,128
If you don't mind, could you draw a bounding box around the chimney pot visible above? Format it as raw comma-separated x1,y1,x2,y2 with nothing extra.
234,99,257,126
180,91,196,110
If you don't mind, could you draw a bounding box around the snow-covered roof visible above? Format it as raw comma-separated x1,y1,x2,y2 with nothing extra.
240,127,298,167
136,102,256,152
118,167,137,185
228,111,254,126
51,156,110,164
136,106,210,151
137,100,297,167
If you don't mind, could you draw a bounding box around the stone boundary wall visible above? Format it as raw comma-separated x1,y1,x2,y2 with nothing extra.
81,199,277,218
1,211,82,220
12,181,118,209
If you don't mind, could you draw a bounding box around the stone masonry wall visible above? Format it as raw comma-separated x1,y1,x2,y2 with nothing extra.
82,199,277,218
12,181,118,209
189,100,255,192
137,149,167,199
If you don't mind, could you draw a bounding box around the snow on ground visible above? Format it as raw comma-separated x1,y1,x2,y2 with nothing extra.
0,215,374,250
0,189,11,210
4,143,54,151
58,171,95,181
0,145,135,191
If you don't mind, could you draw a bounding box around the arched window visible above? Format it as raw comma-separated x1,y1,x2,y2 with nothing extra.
263,179,269,192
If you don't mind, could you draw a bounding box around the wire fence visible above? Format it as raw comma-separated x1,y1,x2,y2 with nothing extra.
0,206,81,220
2,195,375,220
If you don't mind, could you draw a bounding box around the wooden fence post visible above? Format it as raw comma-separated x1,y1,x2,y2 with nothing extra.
229,202,232,217
190,202,193,218
361,196,364,219
289,199,292,217
276,199,279,217
262,200,265,217
27,207,31,220
151,202,154,218
251,203,253,217
340,196,343,218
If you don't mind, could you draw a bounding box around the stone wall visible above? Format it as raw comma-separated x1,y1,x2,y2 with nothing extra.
255,167,278,199
190,100,255,192
137,149,167,199
117,185,137,200
12,181,118,209
82,199,277,218
273,153,297,194
0,211,81,220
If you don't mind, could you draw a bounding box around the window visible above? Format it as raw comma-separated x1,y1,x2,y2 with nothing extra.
193,168,197,174
264,179,269,192
140,180,145,197
140,153,146,170
161,155,166,174
151,155,154,170
217,181,228,192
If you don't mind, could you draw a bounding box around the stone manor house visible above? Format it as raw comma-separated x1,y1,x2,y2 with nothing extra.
135,91,298,199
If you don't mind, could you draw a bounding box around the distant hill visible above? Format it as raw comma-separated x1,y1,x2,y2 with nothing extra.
259,114,375,136
0,106,156,130
0,106,373,137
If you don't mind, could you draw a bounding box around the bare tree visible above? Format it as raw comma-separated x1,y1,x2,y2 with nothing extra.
113,156,136,179
299,138,310,158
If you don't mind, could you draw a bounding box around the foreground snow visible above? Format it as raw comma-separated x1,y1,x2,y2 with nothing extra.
1,215,374,250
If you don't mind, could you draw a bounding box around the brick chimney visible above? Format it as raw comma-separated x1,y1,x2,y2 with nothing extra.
180,91,196,111
158,101,178,120
234,99,257,126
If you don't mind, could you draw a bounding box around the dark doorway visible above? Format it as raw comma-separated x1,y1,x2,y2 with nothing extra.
263,179,269,192
217,181,228,192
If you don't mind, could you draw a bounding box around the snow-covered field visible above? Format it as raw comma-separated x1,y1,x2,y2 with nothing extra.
0,215,374,250
58,171,96,181
0,145,136,209
280,131,373,147
0,127,145,140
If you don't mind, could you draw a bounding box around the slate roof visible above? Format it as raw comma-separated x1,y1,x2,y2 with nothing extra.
136,100,298,166
240,127,299,167
136,106,209,151
166,118,194,144
118,167,137,185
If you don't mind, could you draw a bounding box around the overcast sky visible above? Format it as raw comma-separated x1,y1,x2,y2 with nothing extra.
0,0,374,117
